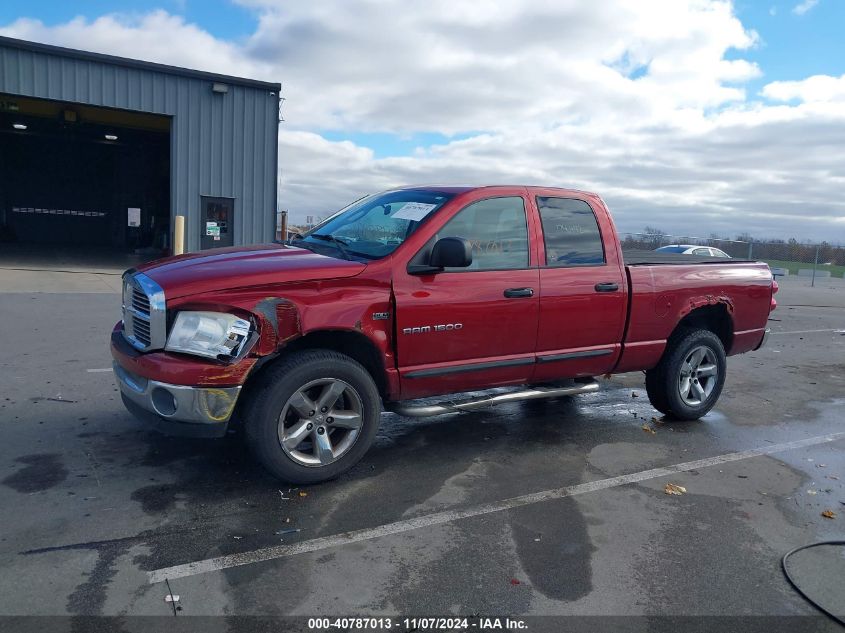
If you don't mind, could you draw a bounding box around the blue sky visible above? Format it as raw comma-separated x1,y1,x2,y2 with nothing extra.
7,0,843,78
732,1,845,94
0,1,259,39
0,0,463,157
3,0,842,158
2,1,843,238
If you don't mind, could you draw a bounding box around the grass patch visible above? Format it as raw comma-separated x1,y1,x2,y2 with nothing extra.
760,259,845,278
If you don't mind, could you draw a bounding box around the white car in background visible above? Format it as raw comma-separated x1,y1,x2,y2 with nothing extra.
655,244,731,258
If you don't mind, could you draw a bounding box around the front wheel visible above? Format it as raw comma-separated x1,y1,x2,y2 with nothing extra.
244,350,381,484
645,328,726,421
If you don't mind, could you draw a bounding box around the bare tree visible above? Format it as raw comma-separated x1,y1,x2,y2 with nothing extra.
642,226,667,249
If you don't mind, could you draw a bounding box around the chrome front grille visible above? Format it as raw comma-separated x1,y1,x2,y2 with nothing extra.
122,272,166,351
131,286,151,315
132,317,152,346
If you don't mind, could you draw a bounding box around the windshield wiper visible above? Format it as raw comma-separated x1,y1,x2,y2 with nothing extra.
287,234,318,252
310,233,352,260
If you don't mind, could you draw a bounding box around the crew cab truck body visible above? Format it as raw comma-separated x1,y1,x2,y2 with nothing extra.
112,186,777,483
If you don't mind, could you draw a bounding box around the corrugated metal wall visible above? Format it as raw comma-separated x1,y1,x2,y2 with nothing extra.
0,40,279,251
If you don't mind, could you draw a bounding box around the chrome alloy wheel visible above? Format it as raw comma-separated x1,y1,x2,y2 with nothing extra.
277,378,364,467
678,345,718,406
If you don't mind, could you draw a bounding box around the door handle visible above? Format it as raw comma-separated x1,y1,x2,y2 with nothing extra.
594,282,619,292
504,287,534,298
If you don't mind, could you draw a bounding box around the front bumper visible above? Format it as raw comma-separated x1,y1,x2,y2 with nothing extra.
113,361,241,438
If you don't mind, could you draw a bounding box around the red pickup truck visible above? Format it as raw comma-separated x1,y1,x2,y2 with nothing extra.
112,186,776,483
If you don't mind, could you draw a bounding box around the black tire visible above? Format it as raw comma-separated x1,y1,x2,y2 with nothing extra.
243,350,381,484
645,328,726,421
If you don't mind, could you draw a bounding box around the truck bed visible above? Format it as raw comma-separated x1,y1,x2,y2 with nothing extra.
623,250,754,266
613,256,773,374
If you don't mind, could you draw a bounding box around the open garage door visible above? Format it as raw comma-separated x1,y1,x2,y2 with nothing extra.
0,94,170,260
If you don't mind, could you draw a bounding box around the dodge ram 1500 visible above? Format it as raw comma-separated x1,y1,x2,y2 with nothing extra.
112,186,776,483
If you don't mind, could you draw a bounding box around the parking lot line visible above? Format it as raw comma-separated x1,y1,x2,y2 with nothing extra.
771,329,843,335
147,431,845,584
86,368,113,373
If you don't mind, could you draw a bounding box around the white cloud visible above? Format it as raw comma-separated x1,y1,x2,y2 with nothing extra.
0,12,276,80
1,1,843,241
0,2,761,134
763,74,845,102
243,0,762,133
278,103,845,239
792,0,819,16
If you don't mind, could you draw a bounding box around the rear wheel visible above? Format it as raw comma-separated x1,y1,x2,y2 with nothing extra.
645,328,726,420
244,350,381,484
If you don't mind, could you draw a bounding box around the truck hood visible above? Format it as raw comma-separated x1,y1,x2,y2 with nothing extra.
135,244,366,300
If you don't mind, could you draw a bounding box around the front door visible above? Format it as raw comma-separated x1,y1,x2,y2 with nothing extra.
393,194,540,399
200,196,235,249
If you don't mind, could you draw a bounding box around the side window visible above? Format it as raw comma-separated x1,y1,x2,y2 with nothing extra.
536,197,605,266
693,248,711,256
437,197,529,271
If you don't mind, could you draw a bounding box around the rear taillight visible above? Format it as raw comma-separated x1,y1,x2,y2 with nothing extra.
770,279,778,311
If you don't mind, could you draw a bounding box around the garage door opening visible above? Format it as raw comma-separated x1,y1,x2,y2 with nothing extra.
0,94,170,264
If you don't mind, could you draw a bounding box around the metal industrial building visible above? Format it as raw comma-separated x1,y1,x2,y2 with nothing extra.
0,36,280,254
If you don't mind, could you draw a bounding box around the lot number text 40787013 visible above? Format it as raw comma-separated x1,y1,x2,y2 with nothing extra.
307,617,528,630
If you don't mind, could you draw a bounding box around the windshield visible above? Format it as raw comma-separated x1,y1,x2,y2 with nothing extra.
292,190,455,261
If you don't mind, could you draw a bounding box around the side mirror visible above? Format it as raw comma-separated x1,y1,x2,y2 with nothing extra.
431,237,472,269
407,237,473,275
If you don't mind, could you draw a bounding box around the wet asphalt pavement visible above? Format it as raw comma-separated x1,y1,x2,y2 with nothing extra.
0,275,844,627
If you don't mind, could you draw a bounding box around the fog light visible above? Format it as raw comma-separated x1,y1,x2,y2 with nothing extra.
151,387,177,416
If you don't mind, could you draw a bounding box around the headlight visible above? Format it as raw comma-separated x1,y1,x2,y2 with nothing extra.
165,311,252,360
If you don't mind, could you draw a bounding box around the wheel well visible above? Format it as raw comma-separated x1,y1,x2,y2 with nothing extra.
675,304,733,352
278,330,389,396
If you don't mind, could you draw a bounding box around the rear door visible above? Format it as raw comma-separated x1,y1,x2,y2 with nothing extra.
530,193,627,381
393,192,540,399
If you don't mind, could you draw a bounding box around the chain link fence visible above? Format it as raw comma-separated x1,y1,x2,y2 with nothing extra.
619,232,845,287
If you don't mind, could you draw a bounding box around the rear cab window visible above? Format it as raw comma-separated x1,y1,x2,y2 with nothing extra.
536,197,606,266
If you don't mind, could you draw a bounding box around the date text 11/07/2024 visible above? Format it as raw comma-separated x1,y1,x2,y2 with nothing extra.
307,617,528,630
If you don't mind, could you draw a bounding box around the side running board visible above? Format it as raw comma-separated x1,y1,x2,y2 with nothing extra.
387,380,599,418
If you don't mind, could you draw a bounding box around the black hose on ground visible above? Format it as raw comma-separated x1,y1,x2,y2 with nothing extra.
781,540,845,627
